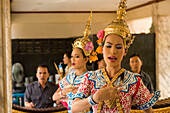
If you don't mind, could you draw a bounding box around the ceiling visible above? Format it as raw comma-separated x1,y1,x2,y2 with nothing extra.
10,0,162,12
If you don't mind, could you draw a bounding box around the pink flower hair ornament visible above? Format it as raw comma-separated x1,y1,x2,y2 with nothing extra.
84,41,94,51
97,30,105,39
95,30,104,54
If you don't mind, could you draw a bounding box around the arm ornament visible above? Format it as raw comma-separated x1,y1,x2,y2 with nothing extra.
88,95,97,106
137,91,160,110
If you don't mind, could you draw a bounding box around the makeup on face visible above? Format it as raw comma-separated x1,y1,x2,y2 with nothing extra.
103,34,126,67
71,48,86,69
108,56,117,62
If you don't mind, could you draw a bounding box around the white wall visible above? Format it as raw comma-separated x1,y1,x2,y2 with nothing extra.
156,0,170,99
127,17,152,34
11,13,116,39
11,4,154,39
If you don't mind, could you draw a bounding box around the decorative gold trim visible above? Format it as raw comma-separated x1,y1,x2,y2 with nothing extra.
97,68,125,112
72,11,93,57
83,10,92,38
130,106,170,113
81,108,91,113
13,107,170,113
153,106,170,113
104,0,135,49
102,68,125,86
12,109,68,113
12,97,170,113
102,68,125,109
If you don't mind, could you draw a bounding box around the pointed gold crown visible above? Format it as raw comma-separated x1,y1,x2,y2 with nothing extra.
104,0,134,49
72,11,94,56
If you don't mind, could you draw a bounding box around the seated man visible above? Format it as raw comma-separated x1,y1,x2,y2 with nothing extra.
129,53,154,96
24,64,58,108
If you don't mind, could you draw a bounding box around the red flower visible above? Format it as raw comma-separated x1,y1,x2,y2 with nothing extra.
97,30,105,39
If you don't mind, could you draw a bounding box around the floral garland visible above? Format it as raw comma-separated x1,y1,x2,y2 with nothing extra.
96,30,105,54
83,40,98,63
89,51,98,62
82,30,105,62
97,30,105,39
84,41,93,51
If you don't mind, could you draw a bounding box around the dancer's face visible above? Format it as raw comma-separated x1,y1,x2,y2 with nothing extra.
71,48,88,69
102,34,127,68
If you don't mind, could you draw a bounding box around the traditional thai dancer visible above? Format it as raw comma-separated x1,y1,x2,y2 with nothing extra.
72,0,160,113
53,11,94,113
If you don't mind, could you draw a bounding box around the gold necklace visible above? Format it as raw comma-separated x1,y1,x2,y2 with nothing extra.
103,68,125,86
97,68,125,112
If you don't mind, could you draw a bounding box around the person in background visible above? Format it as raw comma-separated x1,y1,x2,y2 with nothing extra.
63,52,74,76
52,11,93,113
24,64,58,108
129,53,154,96
71,0,160,112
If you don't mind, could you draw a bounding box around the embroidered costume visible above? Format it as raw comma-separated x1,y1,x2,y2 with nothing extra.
59,70,92,113
73,0,160,112
74,69,159,113
64,66,75,78
58,11,94,113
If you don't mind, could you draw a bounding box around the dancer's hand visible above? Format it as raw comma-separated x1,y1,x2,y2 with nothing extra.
93,84,123,103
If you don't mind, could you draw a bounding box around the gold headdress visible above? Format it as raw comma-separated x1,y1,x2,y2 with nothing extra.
72,11,96,61
96,0,134,50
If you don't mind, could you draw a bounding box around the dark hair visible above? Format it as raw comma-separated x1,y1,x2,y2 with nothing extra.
36,64,49,73
64,51,71,59
97,54,104,62
129,53,142,61
102,39,105,47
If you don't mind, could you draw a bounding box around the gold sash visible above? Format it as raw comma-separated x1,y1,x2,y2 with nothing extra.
81,108,91,113
97,68,125,113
